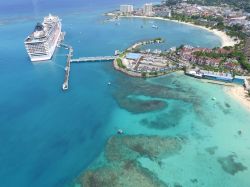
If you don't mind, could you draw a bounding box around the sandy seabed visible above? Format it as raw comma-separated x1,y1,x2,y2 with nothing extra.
225,85,250,112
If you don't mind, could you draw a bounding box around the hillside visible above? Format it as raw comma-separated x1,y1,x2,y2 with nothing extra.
164,0,250,12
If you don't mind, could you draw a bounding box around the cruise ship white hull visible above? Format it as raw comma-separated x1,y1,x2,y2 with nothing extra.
29,31,61,62
25,14,63,62
29,53,53,62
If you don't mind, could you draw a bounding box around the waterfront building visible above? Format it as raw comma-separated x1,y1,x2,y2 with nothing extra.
126,53,142,60
120,5,134,15
143,3,153,16
154,6,172,17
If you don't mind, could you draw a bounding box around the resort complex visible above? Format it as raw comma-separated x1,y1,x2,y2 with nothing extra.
107,1,250,95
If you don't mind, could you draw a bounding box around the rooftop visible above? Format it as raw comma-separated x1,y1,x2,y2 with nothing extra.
126,53,142,60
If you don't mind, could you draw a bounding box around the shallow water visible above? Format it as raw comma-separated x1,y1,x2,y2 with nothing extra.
0,2,249,187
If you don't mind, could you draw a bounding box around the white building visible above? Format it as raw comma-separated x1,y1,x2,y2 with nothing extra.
143,3,153,16
120,5,134,14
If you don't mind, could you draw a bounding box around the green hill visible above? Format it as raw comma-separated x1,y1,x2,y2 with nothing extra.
164,0,250,12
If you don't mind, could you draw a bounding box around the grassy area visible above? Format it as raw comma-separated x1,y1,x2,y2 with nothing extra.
116,58,126,69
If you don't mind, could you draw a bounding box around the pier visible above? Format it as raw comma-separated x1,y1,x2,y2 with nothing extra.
70,56,115,63
61,44,73,90
60,44,116,91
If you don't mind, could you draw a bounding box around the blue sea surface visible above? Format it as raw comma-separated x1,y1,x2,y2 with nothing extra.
0,1,250,187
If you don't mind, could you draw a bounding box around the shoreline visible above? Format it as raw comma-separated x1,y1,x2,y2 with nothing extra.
120,15,238,48
224,85,250,112
115,15,250,112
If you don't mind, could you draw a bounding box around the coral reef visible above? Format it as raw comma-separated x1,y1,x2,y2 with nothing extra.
217,154,247,175
74,135,183,187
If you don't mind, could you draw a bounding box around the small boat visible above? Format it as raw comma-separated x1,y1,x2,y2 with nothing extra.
211,97,216,101
152,25,159,29
117,129,124,135
108,82,111,85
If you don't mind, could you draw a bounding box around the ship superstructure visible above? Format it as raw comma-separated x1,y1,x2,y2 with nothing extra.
25,14,62,62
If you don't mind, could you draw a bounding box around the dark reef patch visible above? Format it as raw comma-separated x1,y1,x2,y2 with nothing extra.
216,102,231,115
105,135,182,161
115,96,167,114
217,154,247,175
190,178,198,183
74,135,183,187
112,74,215,128
205,146,218,155
113,74,198,110
224,102,231,108
80,160,168,187
140,107,186,129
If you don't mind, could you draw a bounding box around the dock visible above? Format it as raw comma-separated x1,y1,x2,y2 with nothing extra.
70,56,115,63
61,44,73,90
60,44,116,91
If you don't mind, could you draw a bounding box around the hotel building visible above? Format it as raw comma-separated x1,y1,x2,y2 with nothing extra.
143,3,153,16
120,5,134,15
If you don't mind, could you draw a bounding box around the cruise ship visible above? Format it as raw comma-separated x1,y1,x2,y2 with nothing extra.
24,14,63,62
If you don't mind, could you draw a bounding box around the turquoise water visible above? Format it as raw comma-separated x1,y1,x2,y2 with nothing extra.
0,3,250,187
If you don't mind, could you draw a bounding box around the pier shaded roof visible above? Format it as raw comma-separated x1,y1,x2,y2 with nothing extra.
126,53,142,60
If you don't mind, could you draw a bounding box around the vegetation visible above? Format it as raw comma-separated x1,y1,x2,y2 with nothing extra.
141,72,147,77
149,71,158,76
116,58,126,69
191,48,250,72
153,37,164,43
193,51,227,59
231,51,250,71
169,13,246,40
185,0,250,13
164,0,182,6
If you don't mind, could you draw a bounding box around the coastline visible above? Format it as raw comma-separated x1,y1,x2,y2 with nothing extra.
224,85,250,112
120,15,238,48
114,15,250,113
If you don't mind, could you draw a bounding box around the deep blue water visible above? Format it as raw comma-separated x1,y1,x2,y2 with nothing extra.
0,0,151,20
0,1,223,187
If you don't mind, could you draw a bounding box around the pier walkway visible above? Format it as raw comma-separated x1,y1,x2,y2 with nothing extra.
61,44,73,90
70,56,115,63
60,44,116,91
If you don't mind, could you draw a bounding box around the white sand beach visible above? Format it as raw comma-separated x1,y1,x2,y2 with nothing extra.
225,85,250,112
122,15,239,47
